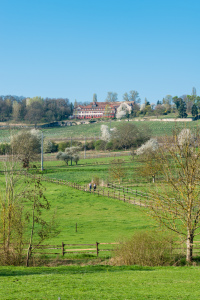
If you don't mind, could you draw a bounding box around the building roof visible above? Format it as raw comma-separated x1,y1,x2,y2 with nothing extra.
75,101,134,110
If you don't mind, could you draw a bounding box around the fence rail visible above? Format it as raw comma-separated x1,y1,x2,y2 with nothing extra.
1,241,200,257
41,176,150,207
0,242,118,257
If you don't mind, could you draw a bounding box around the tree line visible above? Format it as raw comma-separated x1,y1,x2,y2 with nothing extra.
0,95,73,124
76,88,200,119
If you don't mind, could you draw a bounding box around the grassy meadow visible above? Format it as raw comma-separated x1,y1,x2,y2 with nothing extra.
1,121,200,299
0,119,200,143
0,174,156,249
1,265,200,299
40,119,200,140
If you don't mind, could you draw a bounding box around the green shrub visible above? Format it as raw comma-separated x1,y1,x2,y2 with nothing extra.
95,140,107,151
58,142,70,151
58,141,83,152
0,143,11,155
106,141,114,150
51,141,58,152
86,140,95,150
113,231,174,266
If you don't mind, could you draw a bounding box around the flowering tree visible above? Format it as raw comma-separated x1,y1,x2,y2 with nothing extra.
56,152,71,165
178,128,194,147
116,110,126,119
134,138,160,183
101,125,110,141
136,138,159,156
116,103,128,119
57,147,80,166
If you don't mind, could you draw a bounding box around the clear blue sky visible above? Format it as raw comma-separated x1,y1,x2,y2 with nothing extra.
0,0,200,104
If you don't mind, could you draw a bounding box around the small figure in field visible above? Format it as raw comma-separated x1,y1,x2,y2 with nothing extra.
89,183,92,192
93,183,96,191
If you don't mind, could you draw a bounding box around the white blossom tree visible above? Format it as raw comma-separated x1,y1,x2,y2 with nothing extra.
178,128,194,147
101,125,110,141
116,103,129,119
136,138,159,156
135,138,159,183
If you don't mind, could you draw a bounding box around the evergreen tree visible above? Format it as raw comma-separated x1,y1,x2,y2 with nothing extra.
93,93,97,102
178,100,188,118
191,104,198,118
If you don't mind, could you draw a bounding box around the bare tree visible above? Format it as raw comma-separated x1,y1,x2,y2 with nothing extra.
105,92,118,102
146,128,200,262
0,158,26,264
25,176,54,267
109,159,126,184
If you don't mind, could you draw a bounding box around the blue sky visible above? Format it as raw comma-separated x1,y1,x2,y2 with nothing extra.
0,0,200,104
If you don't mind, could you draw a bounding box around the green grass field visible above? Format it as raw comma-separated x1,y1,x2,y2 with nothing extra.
0,180,154,247
1,138,200,299
1,119,200,142
1,265,200,299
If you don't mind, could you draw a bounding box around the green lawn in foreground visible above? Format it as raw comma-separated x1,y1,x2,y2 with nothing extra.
0,265,200,299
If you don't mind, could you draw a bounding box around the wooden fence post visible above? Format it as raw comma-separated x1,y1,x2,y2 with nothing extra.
96,242,99,256
62,242,65,256
124,194,125,202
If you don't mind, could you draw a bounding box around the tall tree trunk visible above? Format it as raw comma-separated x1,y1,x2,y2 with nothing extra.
186,230,193,263
26,202,35,267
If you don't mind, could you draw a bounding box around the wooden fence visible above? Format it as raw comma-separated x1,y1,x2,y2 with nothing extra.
41,176,150,207
0,242,118,257
1,241,200,258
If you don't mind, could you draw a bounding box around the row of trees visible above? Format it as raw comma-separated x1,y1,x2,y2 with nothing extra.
74,91,141,107
75,88,200,119
0,96,72,124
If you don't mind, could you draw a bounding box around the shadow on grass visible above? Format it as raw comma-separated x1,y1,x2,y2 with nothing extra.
0,265,155,277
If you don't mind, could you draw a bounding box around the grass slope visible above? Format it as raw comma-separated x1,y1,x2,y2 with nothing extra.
1,119,200,142
37,183,155,245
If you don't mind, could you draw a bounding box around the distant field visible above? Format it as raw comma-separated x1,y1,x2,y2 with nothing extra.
0,119,199,142
41,119,200,140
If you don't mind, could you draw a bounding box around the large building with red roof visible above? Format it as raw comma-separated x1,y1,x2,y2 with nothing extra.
73,101,134,119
